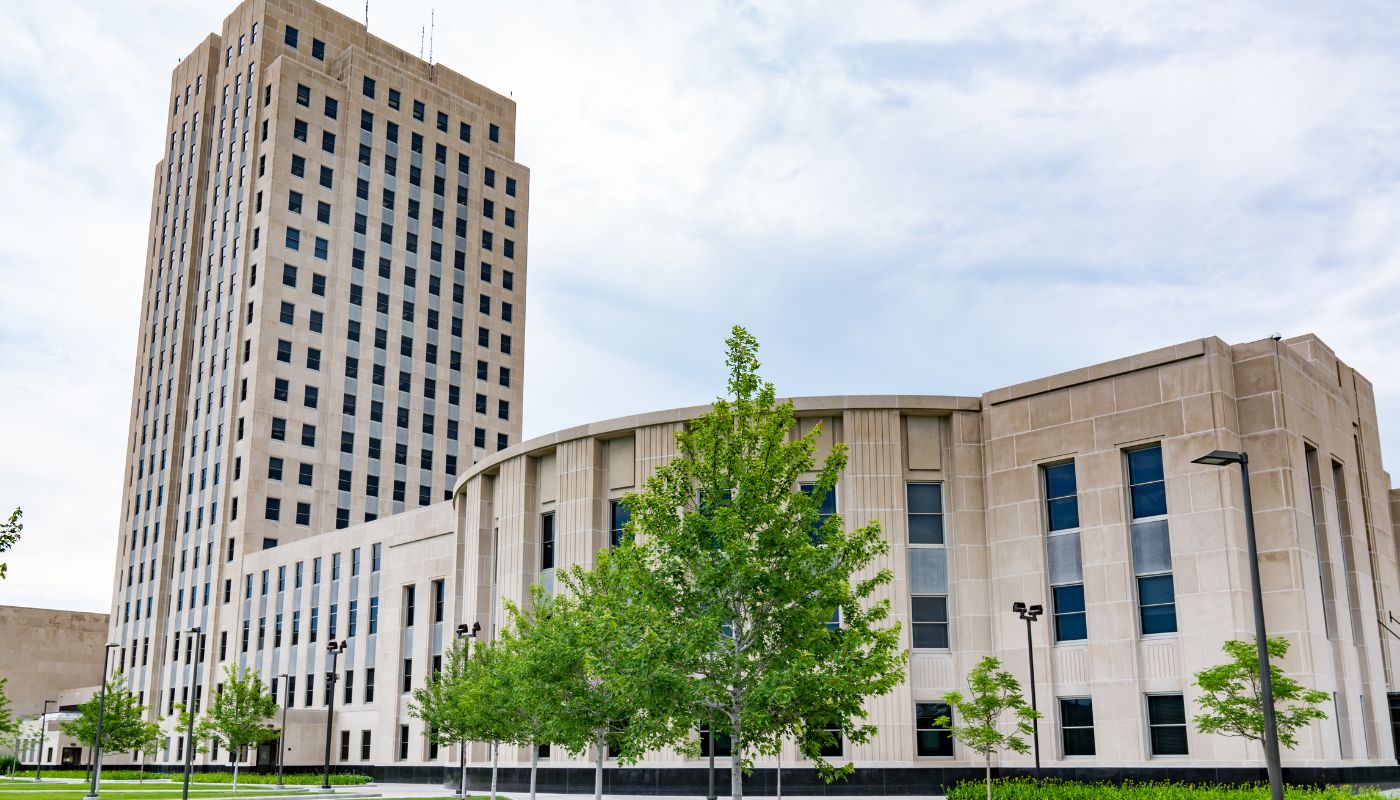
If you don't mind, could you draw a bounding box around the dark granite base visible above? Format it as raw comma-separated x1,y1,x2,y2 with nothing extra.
34,762,1400,794
450,764,1400,795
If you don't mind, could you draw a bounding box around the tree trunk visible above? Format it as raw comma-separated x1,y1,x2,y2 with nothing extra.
233,757,240,792
593,732,605,800
489,742,498,800
984,754,991,800
529,742,538,800
776,741,781,800
730,729,742,800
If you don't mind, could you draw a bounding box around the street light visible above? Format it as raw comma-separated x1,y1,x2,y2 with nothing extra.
1192,449,1283,800
35,699,55,783
454,622,481,797
321,641,347,790
1011,602,1043,777
84,643,121,799
181,627,205,800
276,674,290,788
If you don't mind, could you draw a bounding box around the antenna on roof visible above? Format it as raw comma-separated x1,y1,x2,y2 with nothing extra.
420,25,425,58
364,0,369,29
429,9,435,63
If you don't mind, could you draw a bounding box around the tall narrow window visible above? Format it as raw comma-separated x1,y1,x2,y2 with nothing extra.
609,499,630,548
1331,461,1364,642
432,579,445,624
403,585,416,627
799,482,837,542
1304,446,1336,639
1146,694,1188,756
907,483,948,649
1043,462,1086,642
1059,697,1095,756
540,511,555,570
1127,446,1176,635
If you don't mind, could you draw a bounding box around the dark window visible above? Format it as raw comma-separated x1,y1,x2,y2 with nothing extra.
311,38,325,60
1138,574,1178,635
284,25,298,48
1059,697,1095,757
540,512,555,570
698,724,732,758
907,483,943,544
1044,462,1079,531
1146,694,1188,756
264,498,281,521
915,703,954,757
910,596,948,649
488,123,500,142
1128,446,1167,519
1052,584,1087,642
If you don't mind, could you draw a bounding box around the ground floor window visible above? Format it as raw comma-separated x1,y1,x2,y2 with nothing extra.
1058,697,1095,756
915,702,954,757
1147,693,1188,756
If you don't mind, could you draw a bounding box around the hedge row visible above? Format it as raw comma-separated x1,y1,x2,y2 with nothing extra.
947,779,1381,800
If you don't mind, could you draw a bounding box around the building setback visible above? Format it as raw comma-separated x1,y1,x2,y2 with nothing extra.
105,0,528,758
88,332,1400,791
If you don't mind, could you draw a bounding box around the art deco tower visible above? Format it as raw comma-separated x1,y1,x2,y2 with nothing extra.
108,0,527,724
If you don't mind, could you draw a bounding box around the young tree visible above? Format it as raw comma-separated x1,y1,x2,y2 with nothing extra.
182,665,281,791
61,672,161,776
525,552,692,800
411,637,517,800
0,678,16,743
943,656,1040,800
1193,636,1329,749
411,638,474,794
625,326,906,799
496,595,573,800
0,507,22,579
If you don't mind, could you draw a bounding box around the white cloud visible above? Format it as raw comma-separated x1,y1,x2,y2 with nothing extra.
4,0,1400,611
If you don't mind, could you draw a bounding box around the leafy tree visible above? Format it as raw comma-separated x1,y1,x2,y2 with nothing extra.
61,671,162,777
496,593,574,800
0,507,21,579
625,326,906,798
0,678,16,742
522,552,691,800
181,665,280,791
411,639,473,793
943,656,1040,800
1193,636,1329,749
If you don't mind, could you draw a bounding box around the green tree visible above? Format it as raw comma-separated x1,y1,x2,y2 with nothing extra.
943,656,1040,800
410,638,515,800
1193,636,1329,749
61,672,162,775
625,326,906,798
181,665,280,791
411,639,473,792
0,507,22,579
523,553,690,800
0,678,17,742
496,595,573,800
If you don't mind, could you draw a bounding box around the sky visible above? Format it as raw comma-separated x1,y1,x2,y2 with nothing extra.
5,0,1400,613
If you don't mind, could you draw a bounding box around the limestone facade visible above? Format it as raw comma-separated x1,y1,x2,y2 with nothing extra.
102,333,1400,780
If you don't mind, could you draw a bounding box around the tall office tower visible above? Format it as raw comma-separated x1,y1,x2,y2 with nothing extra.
107,0,527,738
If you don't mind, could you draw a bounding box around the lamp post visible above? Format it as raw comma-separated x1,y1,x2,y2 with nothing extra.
276,674,290,788
35,700,55,782
1011,602,1043,777
321,641,347,790
452,622,481,797
84,643,120,799
180,627,205,800
1192,449,1283,800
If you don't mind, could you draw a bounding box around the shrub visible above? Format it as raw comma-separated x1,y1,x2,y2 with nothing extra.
946,778,1381,800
